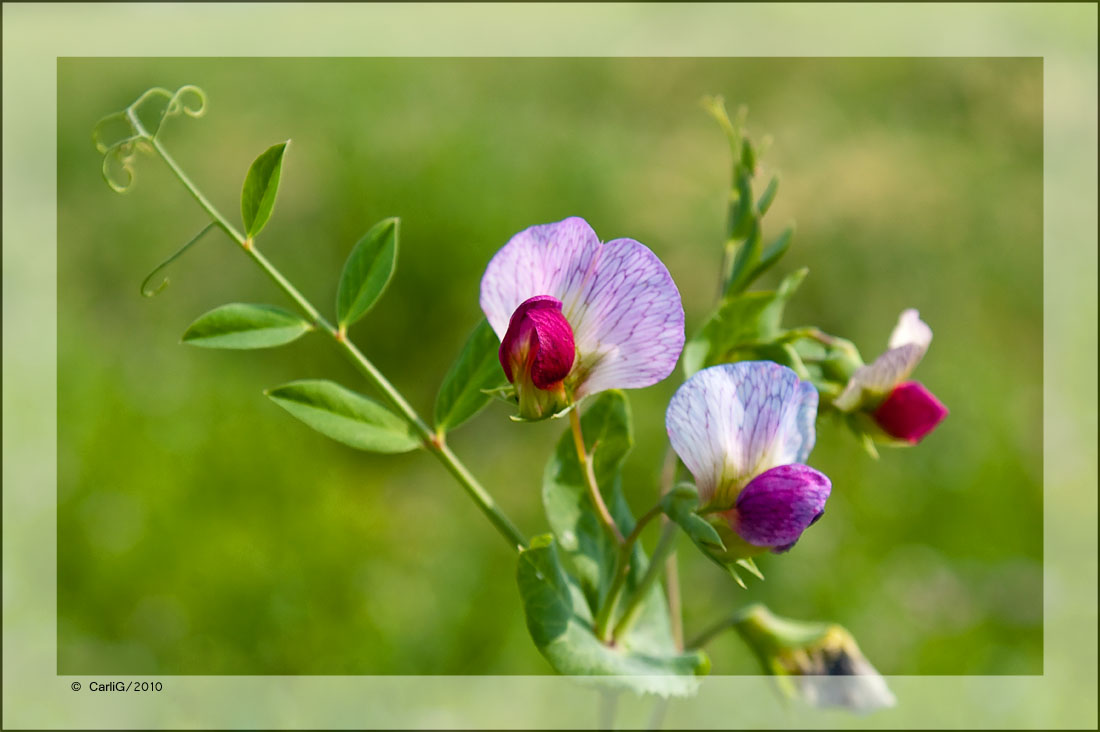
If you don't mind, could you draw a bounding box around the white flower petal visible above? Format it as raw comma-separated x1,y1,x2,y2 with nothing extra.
888,308,932,350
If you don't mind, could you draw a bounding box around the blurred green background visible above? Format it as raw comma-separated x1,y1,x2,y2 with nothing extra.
57,58,1041,676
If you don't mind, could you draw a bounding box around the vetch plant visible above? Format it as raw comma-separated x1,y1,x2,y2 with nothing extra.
93,86,948,713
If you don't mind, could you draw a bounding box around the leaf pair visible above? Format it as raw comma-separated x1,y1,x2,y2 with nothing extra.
242,141,399,330
182,306,417,454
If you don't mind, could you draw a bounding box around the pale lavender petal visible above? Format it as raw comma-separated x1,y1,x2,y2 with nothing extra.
730,463,830,550
479,217,600,340
566,237,685,398
666,362,819,506
479,218,684,399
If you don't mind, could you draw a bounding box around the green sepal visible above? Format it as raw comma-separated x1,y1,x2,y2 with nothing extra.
659,483,725,551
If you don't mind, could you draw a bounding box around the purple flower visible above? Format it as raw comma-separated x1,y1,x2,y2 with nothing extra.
834,309,948,444
481,217,684,419
666,361,830,555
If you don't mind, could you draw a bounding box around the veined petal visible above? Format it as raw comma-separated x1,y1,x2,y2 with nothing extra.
566,237,684,398
479,217,684,399
480,217,600,340
834,344,925,411
666,362,819,507
727,463,830,552
835,309,932,412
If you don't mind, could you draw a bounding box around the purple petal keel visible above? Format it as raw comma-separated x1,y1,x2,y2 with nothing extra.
727,463,831,552
872,380,948,444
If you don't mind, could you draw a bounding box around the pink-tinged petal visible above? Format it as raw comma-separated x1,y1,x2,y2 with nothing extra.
666,362,819,507
833,344,926,410
479,217,684,399
566,237,684,398
873,381,948,444
835,309,932,411
499,296,576,388
726,463,830,552
479,217,600,340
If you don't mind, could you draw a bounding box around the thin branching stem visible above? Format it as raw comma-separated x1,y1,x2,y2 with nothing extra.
147,136,527,552
569,408,625,546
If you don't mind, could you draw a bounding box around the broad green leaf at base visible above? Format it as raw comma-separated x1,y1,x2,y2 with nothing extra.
517,535,709,698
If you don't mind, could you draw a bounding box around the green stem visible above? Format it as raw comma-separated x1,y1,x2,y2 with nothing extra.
593,503,662,641
569,408,625,545
148,136,527,552
686,604,759,649
611,522,679,642
659,445,684,651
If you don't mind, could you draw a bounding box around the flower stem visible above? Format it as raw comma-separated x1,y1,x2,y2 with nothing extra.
593,503,662,641
686,604,760,649
659,445,685,650
569,407,625,545
611,521,679,642
148,137,527,553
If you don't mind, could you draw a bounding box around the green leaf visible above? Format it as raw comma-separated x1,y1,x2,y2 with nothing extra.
517,534,709,697
240,141,288,238
757,175,780,216
542,391,634,608
744,224,794,284
433,319,508,433
182,303,311,349
683,268,808,377
336,218,399,328
660,483,725,551
266,379,420,453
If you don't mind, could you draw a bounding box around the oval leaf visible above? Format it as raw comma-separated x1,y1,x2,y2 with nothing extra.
241,141,288,238
336,218,398,328
182,303,311,349
266,379,421,454
433,319,508,433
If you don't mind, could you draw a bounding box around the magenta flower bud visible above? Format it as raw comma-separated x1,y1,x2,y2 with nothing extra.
872,380,948,444
499,295,576,388
725,463,831,554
